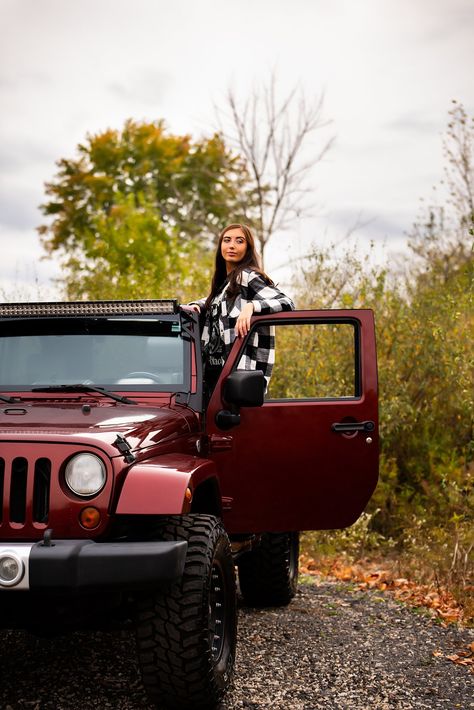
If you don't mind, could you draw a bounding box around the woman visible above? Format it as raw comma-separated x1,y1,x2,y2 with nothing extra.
186,223,294,394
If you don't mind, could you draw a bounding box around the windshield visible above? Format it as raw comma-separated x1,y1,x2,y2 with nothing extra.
0,317,186,391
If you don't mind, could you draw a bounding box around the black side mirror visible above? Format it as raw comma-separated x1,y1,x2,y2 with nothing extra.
215,371,265,430
224,370,265,408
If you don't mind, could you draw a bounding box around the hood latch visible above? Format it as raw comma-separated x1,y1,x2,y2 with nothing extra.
113,434,136,463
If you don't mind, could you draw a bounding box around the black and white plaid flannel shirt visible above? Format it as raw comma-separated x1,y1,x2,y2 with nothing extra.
190,269,295,389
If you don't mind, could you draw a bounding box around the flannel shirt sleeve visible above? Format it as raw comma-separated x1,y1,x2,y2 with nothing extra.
246,272,295,313
187,297,206,309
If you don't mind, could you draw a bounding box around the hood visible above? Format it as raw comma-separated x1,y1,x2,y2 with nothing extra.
0,399,198,454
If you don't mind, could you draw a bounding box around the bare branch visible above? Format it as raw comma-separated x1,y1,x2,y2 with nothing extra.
218,75,334,265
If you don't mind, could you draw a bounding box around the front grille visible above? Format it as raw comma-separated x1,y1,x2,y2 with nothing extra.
0,456,51,526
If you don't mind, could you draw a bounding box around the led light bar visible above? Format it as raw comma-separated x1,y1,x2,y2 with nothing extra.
0,300,178,318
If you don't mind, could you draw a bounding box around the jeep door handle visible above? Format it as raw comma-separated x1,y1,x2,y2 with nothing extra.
331,420,375,433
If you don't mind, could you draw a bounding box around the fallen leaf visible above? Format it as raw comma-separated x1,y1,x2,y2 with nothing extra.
298,553,467,625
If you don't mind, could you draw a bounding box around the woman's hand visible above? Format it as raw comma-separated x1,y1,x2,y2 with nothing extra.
235,302,254,338
181,304,201,313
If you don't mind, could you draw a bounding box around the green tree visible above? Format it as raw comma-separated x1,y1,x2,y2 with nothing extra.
293,105,473,609
289,239,472,535
39,120,249,299
290,103,473,540
61,191,213,302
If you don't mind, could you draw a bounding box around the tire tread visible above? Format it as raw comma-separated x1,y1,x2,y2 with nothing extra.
135,514,236,709
237,531,299,607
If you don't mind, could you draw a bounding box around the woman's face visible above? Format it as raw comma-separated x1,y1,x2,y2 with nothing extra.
220,227,247,272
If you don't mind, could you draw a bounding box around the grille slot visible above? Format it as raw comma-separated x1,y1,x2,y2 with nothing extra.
0,456,53,527
10,457,28,523
0,458,4,523
33,458,51,523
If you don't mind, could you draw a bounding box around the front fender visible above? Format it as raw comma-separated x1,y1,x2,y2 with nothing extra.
115,454,218,515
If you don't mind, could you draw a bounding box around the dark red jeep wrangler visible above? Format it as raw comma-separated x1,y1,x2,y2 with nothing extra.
0,300,378,708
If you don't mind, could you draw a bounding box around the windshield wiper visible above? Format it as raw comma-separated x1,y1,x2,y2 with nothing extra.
0,394,21,404
31,384,137,405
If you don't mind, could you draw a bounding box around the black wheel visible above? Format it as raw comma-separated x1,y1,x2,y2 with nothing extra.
134,514,237,709
237,531,299,607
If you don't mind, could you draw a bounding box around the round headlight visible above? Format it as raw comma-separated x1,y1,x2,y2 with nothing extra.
65,453,106,496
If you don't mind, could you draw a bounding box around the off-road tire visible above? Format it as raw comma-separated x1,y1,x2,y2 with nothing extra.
134,514,237,709
237,531,299,607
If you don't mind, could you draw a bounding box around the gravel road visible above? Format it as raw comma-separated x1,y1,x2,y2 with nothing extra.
1,578,473,709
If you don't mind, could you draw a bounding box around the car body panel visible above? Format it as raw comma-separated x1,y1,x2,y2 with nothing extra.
115,454,218,515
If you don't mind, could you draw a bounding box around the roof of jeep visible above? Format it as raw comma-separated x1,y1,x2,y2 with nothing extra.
0,300,179,319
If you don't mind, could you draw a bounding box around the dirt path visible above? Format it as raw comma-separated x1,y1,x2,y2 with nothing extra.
225,580,474,709
1,580,472,709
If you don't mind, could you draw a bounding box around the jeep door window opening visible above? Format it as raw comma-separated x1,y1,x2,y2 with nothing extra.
267,320,359,400
236,317,362,401
0,317,186,391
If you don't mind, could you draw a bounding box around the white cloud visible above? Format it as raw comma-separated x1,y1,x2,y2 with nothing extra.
0,225,62,301
0,0,472,296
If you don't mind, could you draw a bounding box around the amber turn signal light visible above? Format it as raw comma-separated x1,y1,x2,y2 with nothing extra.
185,487,193,502
80,506,101,529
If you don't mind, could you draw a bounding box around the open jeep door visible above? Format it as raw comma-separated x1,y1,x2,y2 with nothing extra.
206,309,378,534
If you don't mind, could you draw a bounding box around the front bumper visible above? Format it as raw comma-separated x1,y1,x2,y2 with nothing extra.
0,539,187,592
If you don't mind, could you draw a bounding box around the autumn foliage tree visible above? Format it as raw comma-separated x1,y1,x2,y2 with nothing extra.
39,120,249,300
292,104,473,600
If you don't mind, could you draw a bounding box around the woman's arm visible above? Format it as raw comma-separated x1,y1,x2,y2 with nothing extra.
235,271,295,337
246,272,295,313
183,297,206,313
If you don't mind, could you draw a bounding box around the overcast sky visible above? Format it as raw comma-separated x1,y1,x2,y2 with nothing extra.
1,0,473,299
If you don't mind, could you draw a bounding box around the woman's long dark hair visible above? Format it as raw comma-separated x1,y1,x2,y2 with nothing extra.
204,224,274,310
